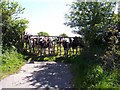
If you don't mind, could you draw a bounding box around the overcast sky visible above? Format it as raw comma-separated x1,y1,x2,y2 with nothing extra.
15,0,80,37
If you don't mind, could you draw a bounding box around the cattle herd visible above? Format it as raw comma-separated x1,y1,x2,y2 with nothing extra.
23,35,85,56
23,32,120,57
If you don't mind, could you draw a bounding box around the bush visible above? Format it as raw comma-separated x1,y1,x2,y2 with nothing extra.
71,51,120,88
0,49,26,80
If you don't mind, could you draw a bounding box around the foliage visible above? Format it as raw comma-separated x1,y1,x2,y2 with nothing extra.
0,49,26,80
65,2,120,88
59,33,68,37
37,31,49,36
116,13,120,32
65,1,120,71
1,0,28,50
71,52,120,88
65,2,116,47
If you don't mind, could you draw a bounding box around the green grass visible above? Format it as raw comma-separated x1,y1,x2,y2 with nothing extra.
2,44,120,88
23,44,81,63
71,51,120,89
0,49,26,80
24,45,120,88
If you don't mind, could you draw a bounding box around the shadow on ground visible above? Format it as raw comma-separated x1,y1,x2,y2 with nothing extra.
20,50,78,89
23,50,80,64
24,62,73,89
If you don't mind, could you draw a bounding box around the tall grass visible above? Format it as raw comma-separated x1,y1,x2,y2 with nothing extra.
0,49,26,80
71,51,120,89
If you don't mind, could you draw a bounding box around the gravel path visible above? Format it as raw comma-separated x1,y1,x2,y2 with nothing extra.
0,61,73,89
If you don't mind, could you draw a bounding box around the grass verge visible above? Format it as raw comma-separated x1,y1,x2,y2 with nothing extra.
71,51,120,89
0,49,26,80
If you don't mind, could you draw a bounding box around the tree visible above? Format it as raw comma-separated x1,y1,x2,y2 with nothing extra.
1,0,28,50
59,33,68,37
65,2,119,68
37,31,49,36
65,2,116,48
116,13,120,32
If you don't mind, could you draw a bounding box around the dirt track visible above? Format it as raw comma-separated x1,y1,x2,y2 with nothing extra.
0,61,73,89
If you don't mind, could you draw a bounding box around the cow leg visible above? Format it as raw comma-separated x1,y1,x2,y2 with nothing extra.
67,43,69,56
76,47,78,55
43,48,46,55
66,49,69,57
53,43,55,55
33,39,35,53
60,44,62,56
70,47,72,54
40,47,42,56
72,49,74,54
64,50,66,57
64,49,67,57
29,44,32,53
48,47,50,55
29,47,31,53
26,41,27,50
64,49,66,56
36,45,39,54
64,49,68,57
79,46,82,54
38,46,40,54
57,44,59,54
51,45,54,55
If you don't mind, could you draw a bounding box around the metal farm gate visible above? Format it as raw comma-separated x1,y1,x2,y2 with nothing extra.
23,35,83,57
